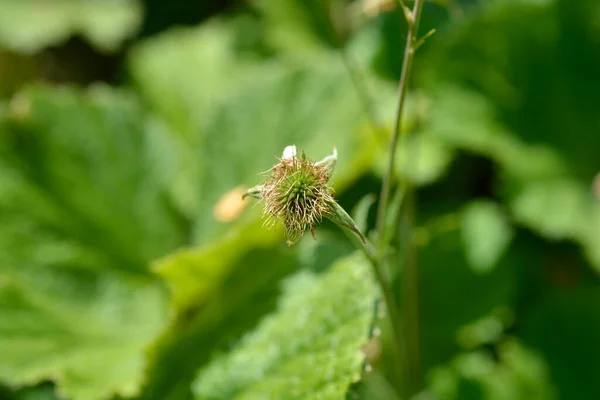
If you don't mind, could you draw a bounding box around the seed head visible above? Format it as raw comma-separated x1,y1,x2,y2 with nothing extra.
260,146,336,244
244,145,365,245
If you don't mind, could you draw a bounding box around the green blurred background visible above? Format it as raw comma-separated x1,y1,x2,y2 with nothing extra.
0,0,599,399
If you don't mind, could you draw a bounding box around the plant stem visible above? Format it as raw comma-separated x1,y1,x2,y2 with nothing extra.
375,0,426,248
372,0,427,394
397,189,422,395
338,0,428,393
342,230,404,380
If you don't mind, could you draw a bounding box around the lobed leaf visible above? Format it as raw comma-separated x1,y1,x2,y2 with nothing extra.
0,86,183,400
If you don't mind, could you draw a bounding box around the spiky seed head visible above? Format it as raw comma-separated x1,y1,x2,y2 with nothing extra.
260,147,335,245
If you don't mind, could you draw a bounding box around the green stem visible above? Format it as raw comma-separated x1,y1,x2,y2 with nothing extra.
341,230,404,381
397,189,422,395
337,0,428,394
372,0,427,394
375,0,426,248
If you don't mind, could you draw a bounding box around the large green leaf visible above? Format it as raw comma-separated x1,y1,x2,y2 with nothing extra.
0,85,186,272
129,21,258,144
129,21,263,218
0,86,183,399
192,253,377,400
141,234,355,400
0,266,168,400
0,0,142,54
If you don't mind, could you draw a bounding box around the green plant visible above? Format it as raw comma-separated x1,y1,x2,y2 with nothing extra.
0,0,599,399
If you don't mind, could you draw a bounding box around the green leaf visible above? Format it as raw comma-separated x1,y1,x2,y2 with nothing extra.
192,253,377,400
129,21,258,144
0,86,182,399
461,201,514,274
0,0,142,54
141,234,354,400
510,180,588,239
0,85,186,272
397,132,454,186
141,247,302,400
509,179,600,271
372,131,454,187
129,21,266,218
422,86,568,181
0,265,169,400
455,310,512,350
153,219,280,312
251,0,339,55
428,339,556,400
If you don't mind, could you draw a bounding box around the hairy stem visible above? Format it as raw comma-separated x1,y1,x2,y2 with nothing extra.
375,0,426,247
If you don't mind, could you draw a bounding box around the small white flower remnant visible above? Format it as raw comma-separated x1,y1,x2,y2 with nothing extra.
282,145,297,160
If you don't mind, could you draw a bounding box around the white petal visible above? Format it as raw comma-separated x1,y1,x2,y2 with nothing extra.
282,145,297,160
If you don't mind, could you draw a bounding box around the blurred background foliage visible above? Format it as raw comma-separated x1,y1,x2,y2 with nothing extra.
0,0,598,399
